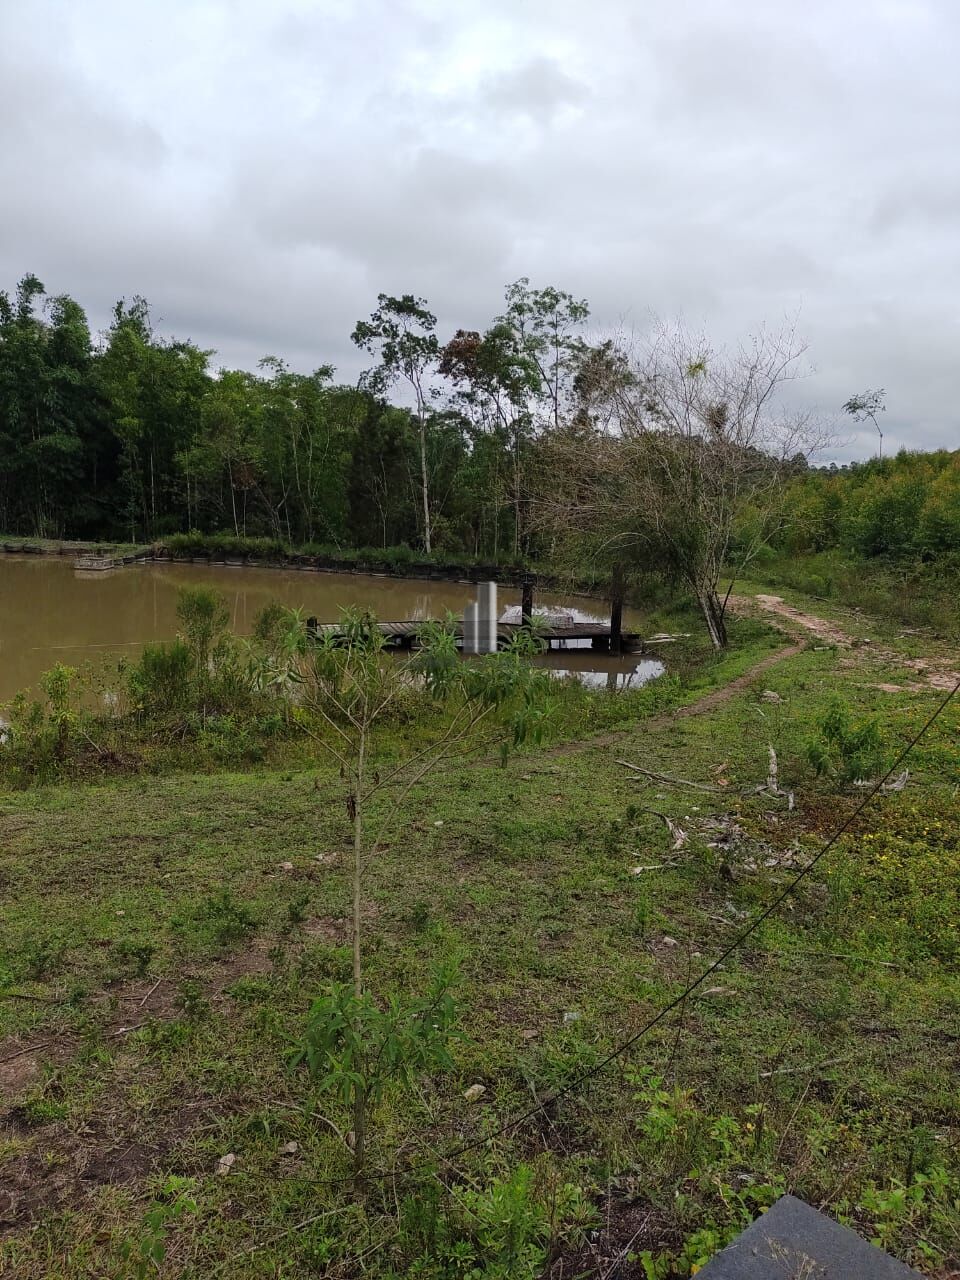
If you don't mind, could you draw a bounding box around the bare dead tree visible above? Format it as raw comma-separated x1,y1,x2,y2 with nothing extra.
537,320,829,649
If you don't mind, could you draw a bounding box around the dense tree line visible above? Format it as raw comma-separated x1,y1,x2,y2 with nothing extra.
4,268,958,623
0,273,589,555
777,450,960,561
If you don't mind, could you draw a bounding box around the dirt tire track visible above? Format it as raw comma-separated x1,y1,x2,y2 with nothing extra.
732,592,960,692
536,642,803,760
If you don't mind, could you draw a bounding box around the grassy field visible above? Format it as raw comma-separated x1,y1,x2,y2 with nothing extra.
2,589,959,1277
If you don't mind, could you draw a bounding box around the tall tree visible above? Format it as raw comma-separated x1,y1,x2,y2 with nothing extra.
539,322,823,649
498,277,589,430
179,368,266,537
842,388,886,460
256,359,348,544
346,399,418,548
0,275,92,536
352,295,440,553
97,299,210,539
440,326,534,555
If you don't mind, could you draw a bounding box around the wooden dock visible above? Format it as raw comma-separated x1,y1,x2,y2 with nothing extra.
74,554,124,571
306,618,645,653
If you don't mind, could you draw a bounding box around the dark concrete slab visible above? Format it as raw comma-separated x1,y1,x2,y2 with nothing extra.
697,1195,923,1278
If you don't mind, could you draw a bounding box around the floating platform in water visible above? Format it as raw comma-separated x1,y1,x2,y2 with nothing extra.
74,555,123,571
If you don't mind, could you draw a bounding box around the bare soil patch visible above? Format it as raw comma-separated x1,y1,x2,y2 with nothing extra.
734,593,960,693
545,1192,681,1278
0,941,280,1232
751,593,854,647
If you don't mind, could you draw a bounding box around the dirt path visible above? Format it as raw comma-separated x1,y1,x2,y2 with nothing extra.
732,593,960,693
673,643,804,717
749,594,853,647
536,642,803,759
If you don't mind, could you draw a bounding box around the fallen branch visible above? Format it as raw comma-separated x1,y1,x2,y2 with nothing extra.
598,1213,653,1280
636,807,688,851
616,761,718,792
207,1205,367,1277
747,745,795,809
138,977,164,1008
0,1040,51,1064
106,1022,148,1039
854,769,909,793
755,945,904,970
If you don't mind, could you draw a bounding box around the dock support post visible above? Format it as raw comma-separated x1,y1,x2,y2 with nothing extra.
477,581,497,653
521,576,534,628
609,565,624,653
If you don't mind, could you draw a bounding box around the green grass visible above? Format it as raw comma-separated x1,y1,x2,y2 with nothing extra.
1,593,959,1276
746,548,960,638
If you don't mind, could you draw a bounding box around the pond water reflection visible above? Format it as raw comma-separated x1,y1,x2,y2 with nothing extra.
0,554,663,701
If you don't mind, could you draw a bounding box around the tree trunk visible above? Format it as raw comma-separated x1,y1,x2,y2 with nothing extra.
697,587,728,650
417,406,431,554
609,564,625,652
513,428,521,557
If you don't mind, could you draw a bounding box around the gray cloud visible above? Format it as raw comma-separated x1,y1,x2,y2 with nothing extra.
480,56,589,123
1,0,958,458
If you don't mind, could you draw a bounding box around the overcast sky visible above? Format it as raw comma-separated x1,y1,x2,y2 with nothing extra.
2,0,958,459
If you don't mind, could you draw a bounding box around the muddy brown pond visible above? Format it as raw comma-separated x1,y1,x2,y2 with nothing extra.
0,554,664,703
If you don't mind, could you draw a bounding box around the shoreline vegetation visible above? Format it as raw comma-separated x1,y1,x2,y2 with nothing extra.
0,534,574,589
0,576,782,787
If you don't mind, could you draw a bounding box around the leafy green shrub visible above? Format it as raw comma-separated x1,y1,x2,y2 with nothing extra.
397,1164,592,1279
290,962,460,1118
0,664,95,781
128,639,194,718
162,532,286,560
628,1069,785,1276
252,600,290,649
175,977,210,1019
176,586,229,685
805,697,885,783
40,664,82,755
119,1177,197,1279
